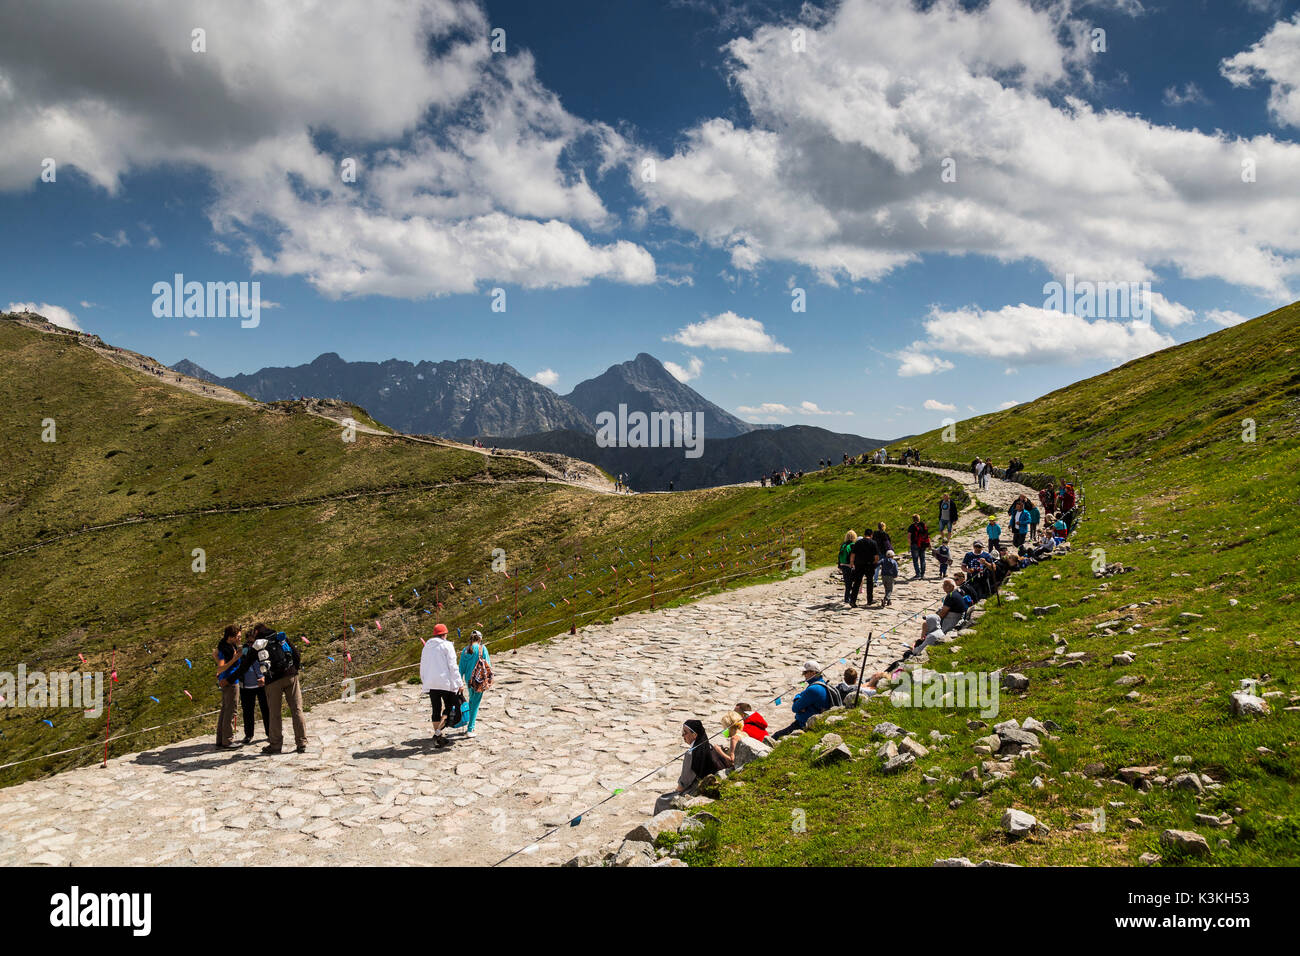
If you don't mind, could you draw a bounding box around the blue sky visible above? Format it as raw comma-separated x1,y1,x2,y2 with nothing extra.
3,0,1299,438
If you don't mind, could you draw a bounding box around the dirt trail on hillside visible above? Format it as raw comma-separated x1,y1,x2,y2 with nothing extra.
0,464,1025,867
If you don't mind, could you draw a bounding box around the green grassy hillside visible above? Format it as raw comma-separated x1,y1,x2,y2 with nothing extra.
694,303,1300,866
0,317,959,784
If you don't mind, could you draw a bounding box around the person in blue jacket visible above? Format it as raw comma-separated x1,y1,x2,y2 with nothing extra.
771,661,833,739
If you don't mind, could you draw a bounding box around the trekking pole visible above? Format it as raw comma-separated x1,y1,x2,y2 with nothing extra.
853,632,873,705
650,538,655,610
101,645,116,768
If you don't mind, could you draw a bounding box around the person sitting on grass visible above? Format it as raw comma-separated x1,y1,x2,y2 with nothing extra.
902,614,947,659
771,661,834,739
836,666,862,703
654,718,730,814
733,702,770,741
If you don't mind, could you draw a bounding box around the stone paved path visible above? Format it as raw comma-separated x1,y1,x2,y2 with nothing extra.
0,465,1022,867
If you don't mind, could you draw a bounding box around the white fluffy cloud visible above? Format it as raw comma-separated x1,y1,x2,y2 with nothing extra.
530,368,559,387
663,356,704,382
0,0,655,297
918,303,1175,365
666,311,789,352
896,347,955,377
634,0,1300,299
8,301,81,330
737,400,851,420
923,399,956,412
1222,14,1300,128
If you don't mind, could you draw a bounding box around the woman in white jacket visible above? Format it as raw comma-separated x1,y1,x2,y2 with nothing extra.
420,623,464,748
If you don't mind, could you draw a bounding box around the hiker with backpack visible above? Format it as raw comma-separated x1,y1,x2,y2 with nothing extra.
456,630,492,739
249,623,307,754
907,514,930,578
420,622,464,749
770,661,839,739
837,530,857,603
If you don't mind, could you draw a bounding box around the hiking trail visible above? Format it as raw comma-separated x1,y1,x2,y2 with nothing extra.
0,466,1023,866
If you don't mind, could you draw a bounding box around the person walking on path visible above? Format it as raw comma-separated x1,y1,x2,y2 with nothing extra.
213,624,241,749
871,522,892,583
848,526,879,607
837,531,857,603
986,516,1002,552
456,630,492,738
420,622,464,748
937,492,957,534
880,550,899,605
906,514,930,578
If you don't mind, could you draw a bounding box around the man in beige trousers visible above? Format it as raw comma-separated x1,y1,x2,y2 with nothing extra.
214,625,241,748
233,623,308,755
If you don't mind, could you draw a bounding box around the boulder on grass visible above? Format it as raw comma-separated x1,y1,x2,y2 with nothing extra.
1160,829,1210,857
625,810,685,845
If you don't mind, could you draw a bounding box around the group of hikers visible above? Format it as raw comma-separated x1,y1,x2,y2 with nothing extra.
213,623,309,753
213,621,494,753
656,476,1081,814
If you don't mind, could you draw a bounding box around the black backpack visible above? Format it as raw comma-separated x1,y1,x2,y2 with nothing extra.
254,632,296,682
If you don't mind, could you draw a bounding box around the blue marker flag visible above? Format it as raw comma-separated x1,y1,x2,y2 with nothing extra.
40,719,53,727
569,816,582,827
184,659,193,669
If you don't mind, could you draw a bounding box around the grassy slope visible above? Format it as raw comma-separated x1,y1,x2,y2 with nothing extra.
0,319,960,784
699,302,1300,866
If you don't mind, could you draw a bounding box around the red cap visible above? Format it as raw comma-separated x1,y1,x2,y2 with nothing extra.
432,623,448,636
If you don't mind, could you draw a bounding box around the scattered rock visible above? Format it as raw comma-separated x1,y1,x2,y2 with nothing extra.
882,753,916,775
613,839,657,867
1112,651,1136,666
1230,691,1270,717
1033,604,1061,616
1001,808,1040,838
625,810,685,844
1001,673,1030,691
934,857,976,867
1160,829,1210,857
899,737,930,759
732,734,772,769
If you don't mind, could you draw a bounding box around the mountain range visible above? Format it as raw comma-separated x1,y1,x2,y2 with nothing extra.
172,350,765,441
171,349,889,487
